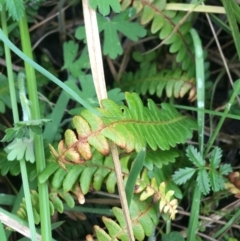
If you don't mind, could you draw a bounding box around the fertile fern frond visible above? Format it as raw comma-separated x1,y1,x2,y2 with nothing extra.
49,92,197,168
119,0,195,77
120,64,196,101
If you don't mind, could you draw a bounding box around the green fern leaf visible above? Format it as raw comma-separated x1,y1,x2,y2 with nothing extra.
50,92,197,167
80,166,98,194
38,162,59,183
119,1,195,77
51,168,68,190
120,66,196,101
63,165,85,192
58,191,75,208
94,225,116,241
94,197,157,241
89,0,121,16
49,193,64,213
93,157,112,191
145,149,179,170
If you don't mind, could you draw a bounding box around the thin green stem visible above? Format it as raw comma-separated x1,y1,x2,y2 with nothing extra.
204,79,240,156
1,6,37,240
213,209,240,239
17,72,37,241
187,28,205,241
165,219,171,234
1,6,19,122
18,12,52,241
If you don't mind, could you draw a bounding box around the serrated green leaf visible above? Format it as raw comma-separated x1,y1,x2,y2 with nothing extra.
172,167,196,185
219,164,232,175
209,147,222,168
197,169,210,195
186,145,205,167
89,0,121,16
209,169,224,192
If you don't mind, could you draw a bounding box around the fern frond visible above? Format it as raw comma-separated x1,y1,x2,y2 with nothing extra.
39,154,130,200
49,92,197,168
40,150,181,205
120,65,196,101
119,1,195,77
94,196,158,241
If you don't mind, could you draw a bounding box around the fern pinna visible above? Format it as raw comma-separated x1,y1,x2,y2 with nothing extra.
119,0,195,77
36,153,179,240
35,92,197,239
119,63,196,101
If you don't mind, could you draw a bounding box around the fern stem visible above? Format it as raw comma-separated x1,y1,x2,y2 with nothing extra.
18,11,52,241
